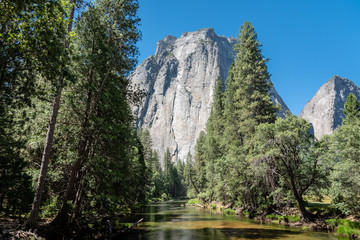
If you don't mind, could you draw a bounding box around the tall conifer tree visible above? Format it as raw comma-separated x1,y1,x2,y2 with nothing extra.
221,21,278,208
226,21,277,147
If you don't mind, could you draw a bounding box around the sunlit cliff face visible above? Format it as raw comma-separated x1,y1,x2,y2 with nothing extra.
131,28,289,162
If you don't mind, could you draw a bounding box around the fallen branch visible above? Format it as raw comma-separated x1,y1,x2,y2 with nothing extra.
110,218,144,239
195,203,204,208
127,218,143,230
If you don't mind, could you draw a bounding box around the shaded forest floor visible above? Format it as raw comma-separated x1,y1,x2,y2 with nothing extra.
0,217,33,239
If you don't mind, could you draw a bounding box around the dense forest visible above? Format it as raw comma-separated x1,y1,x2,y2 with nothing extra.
1,0,360,238
0,0,183,237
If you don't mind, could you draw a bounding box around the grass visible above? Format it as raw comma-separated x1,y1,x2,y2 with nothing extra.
304,195,338,216
304,195,332,204
187,198,202,205
266,214,300,223
325,219,360,238
223,208,235,215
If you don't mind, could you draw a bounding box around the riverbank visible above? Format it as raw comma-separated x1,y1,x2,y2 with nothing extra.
186,199,360,239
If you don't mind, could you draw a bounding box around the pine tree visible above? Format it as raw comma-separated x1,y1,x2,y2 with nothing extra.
51,0,141,228
207,77,225,136
0,0,72,223
228,21,277,146
219,21,278,208
343,93,360,125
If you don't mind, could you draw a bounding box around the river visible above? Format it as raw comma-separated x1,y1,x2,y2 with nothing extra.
114,200,341,240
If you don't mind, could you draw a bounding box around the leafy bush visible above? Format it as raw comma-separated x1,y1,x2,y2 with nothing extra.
161,193,170,201
187,198,202,205
224,208,235,215
325,219,360,238
40,197,59,219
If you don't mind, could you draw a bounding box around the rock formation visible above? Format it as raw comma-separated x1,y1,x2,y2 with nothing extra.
131,28,290,161
299,75,360,139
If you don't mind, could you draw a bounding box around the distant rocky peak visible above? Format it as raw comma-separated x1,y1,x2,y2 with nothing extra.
299,75,360,139
155,35,177,56
331,75,358,93
179,28,215,39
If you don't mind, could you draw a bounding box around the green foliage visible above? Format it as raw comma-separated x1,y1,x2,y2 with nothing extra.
187,198,202,205
0,0,72,218
223,208,235,215
343,93,360,125
254,114,325,220
190,21,283,212
161,193,170,201
325,219,360,238
319,110,360,214
40,197,60,219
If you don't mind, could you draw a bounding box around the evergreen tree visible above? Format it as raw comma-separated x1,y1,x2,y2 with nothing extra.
227,21,277,146
220,21,277,208
0,0,72,220
184,152,199,198
151,151,164,198
51,0,141,228
319,95,360,215
207,77,225,136
327,124,360,215
193,132,208,200
28,0,76,227
343,93,360,125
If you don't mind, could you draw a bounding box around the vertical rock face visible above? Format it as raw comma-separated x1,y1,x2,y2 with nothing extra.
299,75,360,139
131,28,290,161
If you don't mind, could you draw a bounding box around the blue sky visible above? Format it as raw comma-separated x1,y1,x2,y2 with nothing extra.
136,0,360,115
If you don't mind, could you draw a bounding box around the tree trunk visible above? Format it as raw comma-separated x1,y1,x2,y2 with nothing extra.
51,70,94,228
27,87,62,229
293,191,313,222
27,3,76,229
51,133,93,228
72,180,84,222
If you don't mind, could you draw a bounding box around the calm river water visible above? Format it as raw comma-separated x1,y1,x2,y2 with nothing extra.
114,200,341,240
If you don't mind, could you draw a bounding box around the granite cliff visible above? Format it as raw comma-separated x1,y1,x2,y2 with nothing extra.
131,28,290,161
300,75,360,139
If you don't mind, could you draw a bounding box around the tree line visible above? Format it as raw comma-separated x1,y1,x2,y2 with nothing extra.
0,0,186,236
185,21,360,222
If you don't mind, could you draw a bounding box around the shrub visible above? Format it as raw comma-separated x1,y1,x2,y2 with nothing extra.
224,209,235,215
187,198,202,205
325,219,360,238
40,197,59,219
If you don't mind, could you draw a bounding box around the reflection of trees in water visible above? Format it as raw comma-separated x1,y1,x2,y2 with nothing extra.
220,228,301,239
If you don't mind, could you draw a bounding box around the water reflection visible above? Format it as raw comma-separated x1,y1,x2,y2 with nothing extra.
114,201,338,240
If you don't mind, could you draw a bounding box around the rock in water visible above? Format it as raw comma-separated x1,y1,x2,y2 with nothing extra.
131,28,289,161
299,75,360,139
